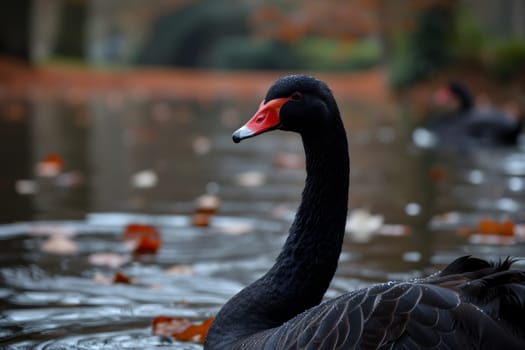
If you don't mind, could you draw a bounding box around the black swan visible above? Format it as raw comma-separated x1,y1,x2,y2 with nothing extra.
423,81,523,147
204,75,525,349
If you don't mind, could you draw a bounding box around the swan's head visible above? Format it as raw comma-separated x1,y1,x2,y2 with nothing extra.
232,75,340,143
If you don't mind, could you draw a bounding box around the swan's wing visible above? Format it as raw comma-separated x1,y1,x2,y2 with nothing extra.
249,282,459,350
251,279,525,350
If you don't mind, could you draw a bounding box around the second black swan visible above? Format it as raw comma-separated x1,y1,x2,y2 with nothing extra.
204,75,525,349
424,81,523,147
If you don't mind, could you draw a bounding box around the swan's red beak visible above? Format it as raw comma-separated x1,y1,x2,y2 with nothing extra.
232,97,289,143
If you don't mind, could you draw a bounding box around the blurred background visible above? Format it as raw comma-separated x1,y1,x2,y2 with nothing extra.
0,0,525,349
0,0,524,222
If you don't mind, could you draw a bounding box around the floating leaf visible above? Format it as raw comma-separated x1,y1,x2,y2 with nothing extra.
192,194,221,227
41,235,78,255
88,252,130,268
36,154,63,177
165,265,194,276
477,218,514,236
194,194,220,215
113,272,132,284
152,316,214,344
134,234,161,254
124,224,161,254
192,212,211,227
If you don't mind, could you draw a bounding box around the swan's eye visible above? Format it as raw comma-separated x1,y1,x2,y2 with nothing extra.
290,92,302,101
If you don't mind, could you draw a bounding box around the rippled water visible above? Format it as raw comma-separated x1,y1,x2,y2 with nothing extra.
1,94,524,349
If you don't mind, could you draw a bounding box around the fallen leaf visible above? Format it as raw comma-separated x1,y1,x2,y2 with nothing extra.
113,272,132,284
194,194,220,215
88,252,130,268
165,265,194,276
124,224,161,254
36,154,63,177
477,218,514,236
192,212,211,227
152,316,214,344
41,235,78,255
134,234,161,254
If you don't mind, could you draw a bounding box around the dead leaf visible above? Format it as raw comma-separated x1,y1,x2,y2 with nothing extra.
36,154,63,177
124,223,161,254
113,272,132,284
42,235,78,255
88,252,131,268
152,316,214,344
478,218,514,236
165,265,194,276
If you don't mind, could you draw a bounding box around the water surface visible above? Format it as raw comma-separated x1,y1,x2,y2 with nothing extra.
0,92,524,349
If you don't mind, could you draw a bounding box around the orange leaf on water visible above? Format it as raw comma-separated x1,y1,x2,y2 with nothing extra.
192,212,211,227
123,224,161,254
152,316,214,344
37,154,64,177
113,272,132,284
135,234,161,253
478,218,514,236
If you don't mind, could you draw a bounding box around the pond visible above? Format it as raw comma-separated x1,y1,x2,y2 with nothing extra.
0,87,524,349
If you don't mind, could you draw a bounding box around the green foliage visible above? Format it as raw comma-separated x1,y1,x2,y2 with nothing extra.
482,39,525,79
136,0,250,67
295,37,381,71
452,7,525,79
389,6,454,89
390,4,525,88
210,38,298,70
135,0,382,71
450,8,485,60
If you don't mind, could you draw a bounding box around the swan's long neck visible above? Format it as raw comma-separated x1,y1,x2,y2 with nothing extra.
207,123,349,347
269,128,349,319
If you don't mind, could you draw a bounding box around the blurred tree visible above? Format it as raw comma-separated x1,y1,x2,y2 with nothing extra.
136,0,250,67
388,1,456,88
0,0,31,61
54,0,88,58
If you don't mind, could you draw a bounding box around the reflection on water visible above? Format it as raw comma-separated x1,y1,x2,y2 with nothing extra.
1,94,525,348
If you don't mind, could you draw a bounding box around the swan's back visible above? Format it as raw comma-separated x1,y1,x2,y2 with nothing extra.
235,256,525,349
